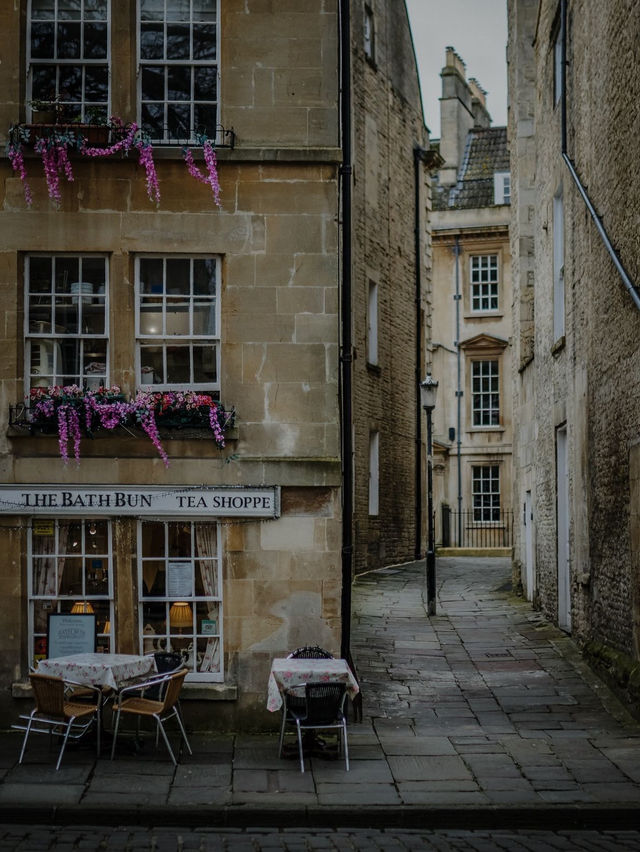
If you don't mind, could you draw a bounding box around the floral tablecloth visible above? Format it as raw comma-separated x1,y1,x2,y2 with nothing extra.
37,653,156,690
267,658,359,712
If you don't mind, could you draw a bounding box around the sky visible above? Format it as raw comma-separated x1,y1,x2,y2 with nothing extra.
404,0,508,139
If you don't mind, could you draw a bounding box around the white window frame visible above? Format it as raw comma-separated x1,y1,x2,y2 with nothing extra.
27,518,114,668
135,254,221,391
137,0,220,144
553,188,565,341
553,19,563,106
368,431,379,516
472,465,501,522
137,519,223,682
494,171,511,205
470,255,499,313
367,280,378,364
363,4,375,61
27,0,111,123
471,359,500,427
25,253,110,392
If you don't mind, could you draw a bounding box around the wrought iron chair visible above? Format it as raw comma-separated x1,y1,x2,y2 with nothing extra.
278,681,349,773
14,673,101,771
110,668,192,765
287,646,334,659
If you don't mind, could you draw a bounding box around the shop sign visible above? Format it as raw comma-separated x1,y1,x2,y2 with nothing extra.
0,485,280,518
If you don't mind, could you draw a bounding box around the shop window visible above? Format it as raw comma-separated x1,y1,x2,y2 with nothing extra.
471,360,499,427
138,520,223,681
136,255,220,389
472,465,501,522
139,0,218,143
28,0,110,123
28,519,113,667
25,255,109,392
470,255,499,312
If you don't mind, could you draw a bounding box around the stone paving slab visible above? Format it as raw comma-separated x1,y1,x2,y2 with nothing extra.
1,557,640,828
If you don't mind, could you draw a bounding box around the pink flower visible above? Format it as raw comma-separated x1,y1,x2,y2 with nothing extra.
8,141,32,206
183,141,221,207
137,142,160,203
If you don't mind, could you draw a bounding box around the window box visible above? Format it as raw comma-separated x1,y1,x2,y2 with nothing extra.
21,123,111,147
15,386,234,466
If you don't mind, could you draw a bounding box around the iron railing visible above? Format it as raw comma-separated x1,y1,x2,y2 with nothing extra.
442,506,513,549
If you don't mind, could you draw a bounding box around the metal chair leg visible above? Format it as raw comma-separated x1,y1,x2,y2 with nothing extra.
295,720,305,773
154,716,177,765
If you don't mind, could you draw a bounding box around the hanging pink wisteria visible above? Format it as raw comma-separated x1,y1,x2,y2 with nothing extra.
6,118,222,208
29,385,234,467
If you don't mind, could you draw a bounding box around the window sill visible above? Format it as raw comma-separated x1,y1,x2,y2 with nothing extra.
464,311,504,320
467,426,505,434
551,335,566,355
366,362,381,376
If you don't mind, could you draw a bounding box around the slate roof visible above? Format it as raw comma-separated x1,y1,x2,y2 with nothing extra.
432,126,509,211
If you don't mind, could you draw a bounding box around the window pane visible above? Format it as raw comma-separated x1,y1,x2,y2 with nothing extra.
193,303,215,335
194,104,217,137
32,0,56,20
167,103,191,138
193,0,217,22
167,24,190,59
142,102,165,139
142,65,165,101
167,0,191,22
168,66,191,101
32,67,57,101
57,22,81,58
142,521,166,558
193,259,216,295
58,0,81,19
85,0,108,20
31,22,56,58
193,24,216,60
166,259,190,294
85,65,108,101
140,23,164,60
140,259,164,294
166,346,190,383
168,522,191,557
166,302,190,335
140,345,164,382
140,0,164,21
193,345,216,383
84,22,108,58
59,65,83,104
194,66,217,101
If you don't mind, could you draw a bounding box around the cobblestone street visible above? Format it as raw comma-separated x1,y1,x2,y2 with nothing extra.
2,557,640,845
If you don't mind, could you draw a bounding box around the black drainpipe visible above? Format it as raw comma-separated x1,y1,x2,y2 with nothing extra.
413,146,424,560
560,0,640,311
339,0,353,660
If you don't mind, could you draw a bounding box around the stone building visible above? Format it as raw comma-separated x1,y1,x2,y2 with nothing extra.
508,0,640,704
430,49,513,553
0,1,430,728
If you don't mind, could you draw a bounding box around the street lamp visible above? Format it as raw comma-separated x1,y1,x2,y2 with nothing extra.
420,374,439,615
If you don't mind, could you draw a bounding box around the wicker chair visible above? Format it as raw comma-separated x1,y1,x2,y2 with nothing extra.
278,681,349,773
110,668,192,765
14,673,101,771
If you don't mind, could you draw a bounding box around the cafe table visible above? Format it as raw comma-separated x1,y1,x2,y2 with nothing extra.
266,657,359,712
36,652,156,691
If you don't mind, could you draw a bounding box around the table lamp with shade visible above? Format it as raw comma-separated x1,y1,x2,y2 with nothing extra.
169,601,192,632
71,600,94,614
